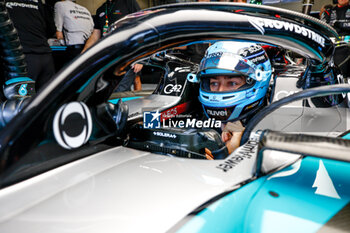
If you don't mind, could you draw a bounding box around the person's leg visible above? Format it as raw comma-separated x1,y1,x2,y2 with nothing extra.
26,53,55,91
66,45,84,63
24,53,40,82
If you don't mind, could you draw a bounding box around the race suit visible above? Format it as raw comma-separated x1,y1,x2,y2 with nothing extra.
321,4,350,37
321,5,350,78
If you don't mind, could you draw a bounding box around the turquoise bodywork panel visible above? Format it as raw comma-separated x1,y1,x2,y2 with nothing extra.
178,157,350,233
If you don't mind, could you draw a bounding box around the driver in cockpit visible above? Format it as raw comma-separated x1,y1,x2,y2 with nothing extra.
191,41,272,155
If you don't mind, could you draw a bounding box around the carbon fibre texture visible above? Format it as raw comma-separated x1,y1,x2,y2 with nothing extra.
318,203,350,233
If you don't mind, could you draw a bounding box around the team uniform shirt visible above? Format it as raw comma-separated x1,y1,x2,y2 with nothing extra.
54,0,94,45
5,0,51,53
321,5,350,36
94,0,140,37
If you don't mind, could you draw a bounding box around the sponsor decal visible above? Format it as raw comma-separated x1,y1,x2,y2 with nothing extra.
161,102,189,121
206,51,223,58
6,1,38,9
73,16,91,20
162,107,178,120
18,84,28,96
53,102,92,149
153,131,177,139
168,67,191,79
249,17,325,48
343,22,350,27
212,95,218,101
205,51,238,59
249,54,267,63
346,9,350,18
248,100,259,109
207,109,228,117
216,132,260,172
174,67,192,72
239,45,262,57
312,160,340,199
69,9,90,16
164,84,182,94
268,160,301,180
128,112,141,118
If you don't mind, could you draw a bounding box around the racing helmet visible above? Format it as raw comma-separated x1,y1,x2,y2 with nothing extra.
188,41,272,122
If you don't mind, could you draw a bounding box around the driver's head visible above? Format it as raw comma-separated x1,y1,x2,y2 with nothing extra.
337,0,349,7
195,41,272,122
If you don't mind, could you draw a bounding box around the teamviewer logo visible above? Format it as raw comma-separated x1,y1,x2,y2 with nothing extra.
143,110,161,128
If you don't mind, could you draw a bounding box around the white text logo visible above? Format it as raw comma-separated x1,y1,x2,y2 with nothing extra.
164,84,182,94
249,17,325,48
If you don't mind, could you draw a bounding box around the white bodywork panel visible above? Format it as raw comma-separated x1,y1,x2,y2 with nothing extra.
0,132,300,233
257,75,349,137
127,95,182,120
0,143,255,232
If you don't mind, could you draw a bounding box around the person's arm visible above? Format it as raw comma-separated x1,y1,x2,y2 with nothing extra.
81,29,101,53
132,64,143,91
221,121,245,154
53,3,65,44
222,131,244,154
132,63,143,73
56,31,64,40
133,75,142,91
320,4,333,23
56,31,65,45
53,2,63,34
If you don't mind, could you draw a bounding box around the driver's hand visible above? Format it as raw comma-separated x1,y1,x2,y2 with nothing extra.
222,121,245,154
132,64,143,73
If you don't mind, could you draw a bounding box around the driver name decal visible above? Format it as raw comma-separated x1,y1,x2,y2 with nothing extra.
249,17,325,48
216,134,260,172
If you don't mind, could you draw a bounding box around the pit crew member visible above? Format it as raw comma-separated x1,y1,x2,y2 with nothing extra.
321,0,350,37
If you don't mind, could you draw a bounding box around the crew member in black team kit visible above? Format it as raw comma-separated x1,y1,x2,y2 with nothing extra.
321,0,350,37
81,0,140,52
81,0,141,92
321,0,350,79
5,0,56,91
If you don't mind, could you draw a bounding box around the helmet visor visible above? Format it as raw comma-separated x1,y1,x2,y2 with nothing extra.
199,53,256,77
